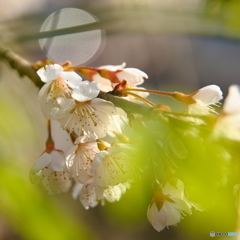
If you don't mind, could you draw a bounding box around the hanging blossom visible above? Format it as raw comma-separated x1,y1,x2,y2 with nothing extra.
29,150,71,194
71,143,136,209
37,64,82,119
187,85,223,116
72,180,130,209
214,85,240,141
66,142,100,184
147,180,192,232
91,62,148,92
51,80,122,143
91,143,136,188
72,178,99,209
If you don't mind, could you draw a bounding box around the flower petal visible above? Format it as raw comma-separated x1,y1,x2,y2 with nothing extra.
192,85,223,105
60,71,82,88
223,85,240,115
72,81,100,102
37,64,63,83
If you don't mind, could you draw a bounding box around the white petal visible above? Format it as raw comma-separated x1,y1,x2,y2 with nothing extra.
103,185,122,202
37,64,63,83
108,107,128,137
79,179,99,209
65,145,79,168
147,202,167,232
56,97,76,109
163,201,182,226
188,102,210,116
67,143,99,184
98,62,126,71
60,71,82,88
49,151,66,171
92,73,113,92
171,197,192,215
30,152,51,172
91,151,108,170
192,85,223,105
72,81,100,102
90,98,117,114
162,180,185,199
51,98,76,119
72,182,83,200
38,81,52,99
223,85,240,115
116,68,148,86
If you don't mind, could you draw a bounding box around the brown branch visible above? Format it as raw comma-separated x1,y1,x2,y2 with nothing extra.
0,44,43,88
0,44,166,122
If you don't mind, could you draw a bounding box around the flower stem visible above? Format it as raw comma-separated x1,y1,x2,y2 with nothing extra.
124,88,174,96
46,119,54,152
126,91,156,107
71,66,98,71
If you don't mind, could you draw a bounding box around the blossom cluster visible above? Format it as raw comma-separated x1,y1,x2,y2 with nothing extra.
30,62,240,232
30,63,146,208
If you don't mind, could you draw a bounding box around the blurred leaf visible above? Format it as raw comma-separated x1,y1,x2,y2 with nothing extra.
0,162,92,240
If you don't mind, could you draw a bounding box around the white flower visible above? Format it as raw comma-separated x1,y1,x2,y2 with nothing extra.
71,81,99,102
222,85,240,115
188,85,223,115
147,181,191,232
72,179,99,209
102,182,130,203
50,80,120,143
37,64,82,119
29,151,71,194
91,144,135,188
92,63,148,91
72,180,130,209
214,85,240,141
66,142,100,184
53,97,118,143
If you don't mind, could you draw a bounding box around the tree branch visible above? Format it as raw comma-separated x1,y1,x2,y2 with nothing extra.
0,44,165,122
0,44,42,88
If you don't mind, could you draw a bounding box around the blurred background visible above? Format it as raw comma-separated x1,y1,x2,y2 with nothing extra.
0,0,240,239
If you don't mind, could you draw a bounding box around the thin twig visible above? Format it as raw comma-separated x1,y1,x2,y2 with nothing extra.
0,44,42,88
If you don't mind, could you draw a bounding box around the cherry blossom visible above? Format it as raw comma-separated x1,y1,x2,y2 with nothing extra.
91,144,136,188
72,179,99,210
147,181,191,232
66,142,100,184
214,85,240,141
187,85,223,115
37,64,82,119
29,150,71,194
51,80,120,143
92,63,148,91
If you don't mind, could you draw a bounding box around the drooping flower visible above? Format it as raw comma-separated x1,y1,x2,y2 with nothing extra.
101,182,131,203
51,81,120,143
147,181,191,232
29,150,71,194
72,179,131,209
72,178,99,209
66,142,100,184
37,64,82,119
92,63,148,91
187,85,223,115
91,143,136,188
214,85,240,141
